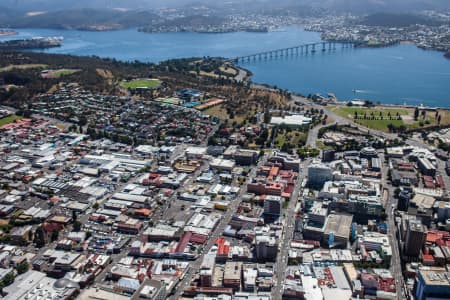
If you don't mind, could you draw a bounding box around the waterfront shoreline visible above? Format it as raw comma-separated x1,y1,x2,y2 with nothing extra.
233,63,450,111
3,27,449,107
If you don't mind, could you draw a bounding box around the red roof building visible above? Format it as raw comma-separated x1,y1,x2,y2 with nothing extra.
175,231,192,253
378,277,396,293
215,237,231,259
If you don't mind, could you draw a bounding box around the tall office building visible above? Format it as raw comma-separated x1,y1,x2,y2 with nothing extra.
404,220,426,258
308,162,333,188
263,195,282,217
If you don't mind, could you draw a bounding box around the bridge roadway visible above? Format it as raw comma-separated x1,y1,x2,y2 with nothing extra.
232,41,353,63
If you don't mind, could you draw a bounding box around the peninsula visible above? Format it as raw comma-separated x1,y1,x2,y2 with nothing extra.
0,37,61,51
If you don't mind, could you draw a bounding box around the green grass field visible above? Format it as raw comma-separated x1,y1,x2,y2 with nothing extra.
120,79,162,89
354,118,405,131
51,69,78,77
330,105,450,132
331,106,412,132
0,115,22,126
367,40,383,46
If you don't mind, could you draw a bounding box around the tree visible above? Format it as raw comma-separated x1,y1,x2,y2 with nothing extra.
73,221,82,232
1,272,14,288
16,261,29,274
51,230,59,242
263,108,271,124
33,226,46,248
72,210,77,223
92,202,99,209
78,115,87,126
414,107,419,121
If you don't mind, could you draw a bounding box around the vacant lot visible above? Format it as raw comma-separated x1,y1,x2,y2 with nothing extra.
120,78,162,89
203,104,245,124
41,69,80,78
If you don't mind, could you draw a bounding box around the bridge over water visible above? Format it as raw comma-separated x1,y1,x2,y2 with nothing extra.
231,41,353,63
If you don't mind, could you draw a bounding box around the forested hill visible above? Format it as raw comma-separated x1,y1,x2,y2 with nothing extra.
0,9,160,30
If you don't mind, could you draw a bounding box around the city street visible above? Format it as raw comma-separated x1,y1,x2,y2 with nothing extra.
272,158,310,300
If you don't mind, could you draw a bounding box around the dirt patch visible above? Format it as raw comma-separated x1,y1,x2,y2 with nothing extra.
402,114,415,124
96,68,113,79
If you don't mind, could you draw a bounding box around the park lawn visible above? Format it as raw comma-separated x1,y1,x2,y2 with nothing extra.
354,118,405,131
331,105,450,132
120,78,162,89
330,106,410,119
330,105,413,132
0,115,22,126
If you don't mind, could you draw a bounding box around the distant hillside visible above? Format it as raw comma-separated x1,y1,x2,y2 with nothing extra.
2,0,450,20
0,8,160,30
151,15,226,28
360,13,443,27
308,0,450,13
5,0,449,14
0,0,195,11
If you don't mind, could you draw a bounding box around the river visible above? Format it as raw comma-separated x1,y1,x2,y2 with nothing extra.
1,26,450,107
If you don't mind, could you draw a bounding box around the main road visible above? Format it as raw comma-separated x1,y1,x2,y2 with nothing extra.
272,158,310,300
380,151,405,299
